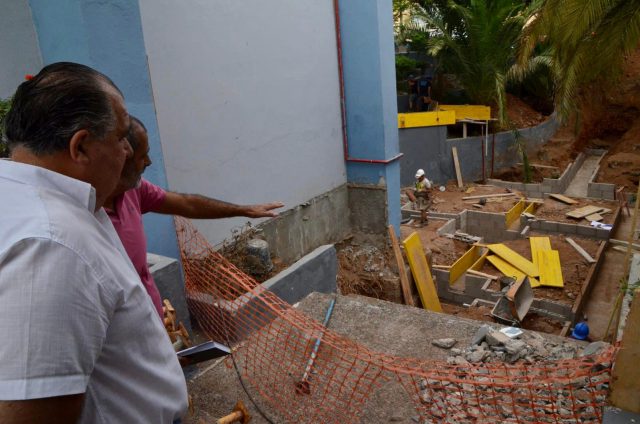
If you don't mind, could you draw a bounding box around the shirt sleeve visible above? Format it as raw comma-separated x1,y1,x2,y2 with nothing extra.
0,238,112,400
138,178,167,214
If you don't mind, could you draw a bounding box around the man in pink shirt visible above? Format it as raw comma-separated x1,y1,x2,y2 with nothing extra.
105,117,283,317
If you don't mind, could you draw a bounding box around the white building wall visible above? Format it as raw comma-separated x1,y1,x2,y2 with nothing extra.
0,0,42,98
138,0,346,246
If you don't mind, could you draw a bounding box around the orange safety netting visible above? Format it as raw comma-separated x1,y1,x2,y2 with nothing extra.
176,217,616,423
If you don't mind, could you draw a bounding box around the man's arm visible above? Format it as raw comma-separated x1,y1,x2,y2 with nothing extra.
152,191,284,219
0,394,84,424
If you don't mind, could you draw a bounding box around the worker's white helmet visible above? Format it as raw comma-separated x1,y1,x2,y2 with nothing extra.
415,169,425,178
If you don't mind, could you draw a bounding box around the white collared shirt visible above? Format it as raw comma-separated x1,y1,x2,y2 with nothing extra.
0,160,188,423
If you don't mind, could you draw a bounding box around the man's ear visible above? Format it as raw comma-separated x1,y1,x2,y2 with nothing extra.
68,130,92,164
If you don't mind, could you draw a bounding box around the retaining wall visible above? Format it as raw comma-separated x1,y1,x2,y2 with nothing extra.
399,113,560,187
586,149,616,200
487,152,586,197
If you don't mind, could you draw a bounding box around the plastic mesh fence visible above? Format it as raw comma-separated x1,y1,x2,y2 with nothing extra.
176,217,616,423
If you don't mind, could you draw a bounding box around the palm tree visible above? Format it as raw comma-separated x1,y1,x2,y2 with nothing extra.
519,0,640,120
401,0,539,126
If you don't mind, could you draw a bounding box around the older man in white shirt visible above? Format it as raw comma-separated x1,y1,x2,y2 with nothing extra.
0,63,188,423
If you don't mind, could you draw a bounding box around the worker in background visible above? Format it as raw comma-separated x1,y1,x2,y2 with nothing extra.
105,116,284,318
416,73,432,111
0,63,188,423
408,74,418,112
407,169,433,210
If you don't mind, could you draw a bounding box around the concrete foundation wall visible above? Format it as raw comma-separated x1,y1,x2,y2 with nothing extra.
258,185,350,264
487,152,586,197
148,253,192,333
586,150,616,200
348,184,388,237
398,114,560,187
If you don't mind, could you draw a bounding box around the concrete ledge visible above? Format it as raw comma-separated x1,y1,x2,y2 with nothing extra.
186,244,337,341
148,253,192,333
571,241,607,323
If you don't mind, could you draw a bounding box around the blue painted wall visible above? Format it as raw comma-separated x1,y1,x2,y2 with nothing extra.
338,0,401,230
28,0,178,258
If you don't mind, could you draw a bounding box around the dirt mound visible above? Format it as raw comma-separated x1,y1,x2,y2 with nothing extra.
505,93,548,128
579,48,640,189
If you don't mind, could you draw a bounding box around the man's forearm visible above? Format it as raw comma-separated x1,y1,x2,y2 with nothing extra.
153,192,283,219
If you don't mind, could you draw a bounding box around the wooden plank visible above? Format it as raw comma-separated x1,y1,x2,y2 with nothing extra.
565,237,596,264
403,233,442,312
452,147,463,188
487,243,539,277
516,163,559,169
398,111,456,128
449,245,480,284
462,192,517,200
610,287,640,412
585,213,603,222
388,225,415,307
609,239,640,250
466,269,498,280
486,255,541,288
432,264,452,269
566,205,604,219
548,193,578,205
537,250,564,288
529,236,552,269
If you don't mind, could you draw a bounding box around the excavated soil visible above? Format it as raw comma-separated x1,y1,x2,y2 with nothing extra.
531,198,619,225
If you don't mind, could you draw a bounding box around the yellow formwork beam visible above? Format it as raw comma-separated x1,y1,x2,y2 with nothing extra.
529,236,552,269
536,250,564,288
486,255,541,288
487,243,539,277
523,202,537,215
403,232,442,312
505,199,526,227
449,245,481,284
398,110,456,128
436,104,491,121
470,249,489,271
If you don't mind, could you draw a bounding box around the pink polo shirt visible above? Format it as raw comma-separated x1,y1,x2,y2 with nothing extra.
106,178,166,318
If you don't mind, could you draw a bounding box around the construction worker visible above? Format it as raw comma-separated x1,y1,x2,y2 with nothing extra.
413,168,433,204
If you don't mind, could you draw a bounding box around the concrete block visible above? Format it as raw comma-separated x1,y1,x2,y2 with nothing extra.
149,253,192,334
596,228,611,240
576,225,597,238
262,244,337,305
556,222,577,235
540,220,558,232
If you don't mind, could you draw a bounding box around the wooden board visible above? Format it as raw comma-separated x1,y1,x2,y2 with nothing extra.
585,213,603,222
403,233,442,312
486,255,541,288
536,250,564,288
487,243,539,277
529,236,552,269
388,225,415,307
452,147,463,188
548,193,578,205
566,205,604,219
462,192,517,200
505,199,526,227
466,269,498,280
565,237,596,264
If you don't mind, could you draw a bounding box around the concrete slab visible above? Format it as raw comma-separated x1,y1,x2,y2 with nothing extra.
565,154,601,197
148,253,192,333
184,292,587,424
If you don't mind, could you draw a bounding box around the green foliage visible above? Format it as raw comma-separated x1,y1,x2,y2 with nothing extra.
400,0,542,126
512,128,532,183
519,0,640,121
0,97,11,158
396,55,419,80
